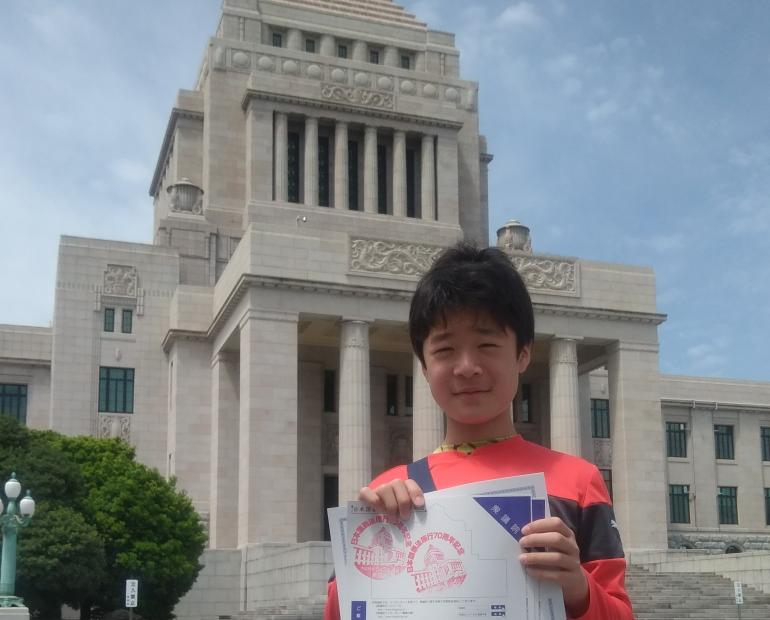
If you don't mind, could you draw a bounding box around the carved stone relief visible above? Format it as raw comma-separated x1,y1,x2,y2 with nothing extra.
350,239,443,277
320,84,395,110
99,414,131,442
509,255,578,295
103,265,138,297
593,438,612,468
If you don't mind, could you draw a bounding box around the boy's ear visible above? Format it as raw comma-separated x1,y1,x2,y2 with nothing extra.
516,343,532,373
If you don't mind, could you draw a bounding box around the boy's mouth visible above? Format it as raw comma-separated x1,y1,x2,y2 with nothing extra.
453,387,489,395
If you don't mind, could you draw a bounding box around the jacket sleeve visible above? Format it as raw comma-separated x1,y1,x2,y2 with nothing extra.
570,466,634,619
323,577,340,620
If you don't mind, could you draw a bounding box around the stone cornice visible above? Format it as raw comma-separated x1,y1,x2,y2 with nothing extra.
161,329,209,354
534,302,667,325
661,397,770,413
149,107,205,198
242,88,464,129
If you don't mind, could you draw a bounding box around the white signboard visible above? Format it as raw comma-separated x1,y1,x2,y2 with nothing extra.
126,579,139,608
734,581,743,605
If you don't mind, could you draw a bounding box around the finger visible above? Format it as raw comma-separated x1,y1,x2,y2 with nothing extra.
358,486,385,511
519,551,577,571
521,517,574,538
391,481,415,520
376,484,402,519
519,531,577,554
404,479,425,507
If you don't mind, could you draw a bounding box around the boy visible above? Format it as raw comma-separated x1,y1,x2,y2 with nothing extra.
324,244,633,620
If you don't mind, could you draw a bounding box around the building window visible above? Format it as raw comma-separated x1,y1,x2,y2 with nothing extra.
121,309,133,334
318,135,330,207
666,422,687,458
717,486,738,525
323,369,336,413
348,140,359,210
406,148,416,217
765,488,770,526
669,484,690,524
377,144,387,214
98,367,134,413
272,32,283,48
761,427,770,461
714,424,734,460
517,384,532,423
599,468,613,500
400,54,411,70
337,44,348,59
404,375,413,417
104,308,115,332
305,38,316,53
369,49,380,64
591,399,610,438
386,374,398,416
288,131,300,203
0,384,27,424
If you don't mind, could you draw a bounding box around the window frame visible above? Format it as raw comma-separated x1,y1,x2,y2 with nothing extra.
0,383,27,424
714,424,735,460
591,398,610,439
98,366,135,414
761,427,770,461
272,31,283,48
369,48,381,64
400,54,412,70
717,486,738,525
386,374,398,416
669,484,690,524
599,468,613,500
765,488,770,526
305,38,316,53
666,421,687,458
121,308,133,334
104,307,115,332
337,43,348,59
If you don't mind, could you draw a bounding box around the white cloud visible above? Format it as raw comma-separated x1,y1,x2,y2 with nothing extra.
497,3,543,29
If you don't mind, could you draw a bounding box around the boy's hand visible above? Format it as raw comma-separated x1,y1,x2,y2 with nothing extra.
358,479,425,520
518,517,589,617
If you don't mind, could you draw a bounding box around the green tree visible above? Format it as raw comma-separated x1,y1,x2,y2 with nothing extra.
56,435,206,620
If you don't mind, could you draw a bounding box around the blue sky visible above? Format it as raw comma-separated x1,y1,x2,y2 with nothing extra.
1,1,768,381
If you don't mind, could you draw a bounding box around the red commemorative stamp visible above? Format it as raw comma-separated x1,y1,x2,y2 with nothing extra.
351,515,413,580
406,531,467,593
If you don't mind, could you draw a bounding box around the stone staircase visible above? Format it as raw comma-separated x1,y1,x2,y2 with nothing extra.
627,565,770,619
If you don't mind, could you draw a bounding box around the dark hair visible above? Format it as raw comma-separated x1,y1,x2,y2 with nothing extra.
409,243,534,365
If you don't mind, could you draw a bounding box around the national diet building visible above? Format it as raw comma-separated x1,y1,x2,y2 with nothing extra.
2,1,770,618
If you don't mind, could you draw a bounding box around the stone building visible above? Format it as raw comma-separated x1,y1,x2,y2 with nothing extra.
1,0,769,617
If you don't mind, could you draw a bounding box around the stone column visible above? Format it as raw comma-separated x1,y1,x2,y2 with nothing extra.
210,352,239,549
420,134,435,221
690,403,717,527
384,46,399,67
287,28,302,50
352,40,367,62
549,338,582,456
274,112,288,202
334,121,349,209
607,340,667,550
412,355,444,459
435,133,459,225
392,130,407,217
238,308,299,546
246,100,273,202
304,116,319,206
320,34,335,56
338,320,372,504
363,126,378,214
578,373,593,461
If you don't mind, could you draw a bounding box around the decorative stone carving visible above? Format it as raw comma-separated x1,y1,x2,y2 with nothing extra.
167,177,204,214
668,533,770,552
400,80,415,94
593,438,612,468
330,68,346,83
99,413,131,441
445,87,460,102
354,72,370,87
103,265,138,297
232,50,250,69
497,219,532,253
323,422,339,466
320,84,395,110
213,46,226,69
257,55,274,71
377,76,393,91
423,83,438,98
509,255,577,294
307,64,323,79
283,59,299,75
350,238,443,277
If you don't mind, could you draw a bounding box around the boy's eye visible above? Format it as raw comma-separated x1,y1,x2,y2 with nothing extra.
432,347,453,356
480,343,499,349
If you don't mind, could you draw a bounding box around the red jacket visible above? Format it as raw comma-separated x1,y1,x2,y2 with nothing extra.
324,435,634,620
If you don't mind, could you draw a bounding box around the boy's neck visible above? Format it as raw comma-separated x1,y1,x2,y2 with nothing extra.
444,414,517,444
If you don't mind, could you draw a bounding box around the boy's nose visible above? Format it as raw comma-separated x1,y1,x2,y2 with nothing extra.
454,351,482,376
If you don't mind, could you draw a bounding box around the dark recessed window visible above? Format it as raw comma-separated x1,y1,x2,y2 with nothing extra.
104,308,115,332
518,384,532,423
714,424,734,460
348,140,359,211
121,309,133,334
401,55,411,70
717,486,738,525
761,427,770,461
591,398,610,438
98,367,134,413
272,32,283,48
0,384,27,424
599,468,613,500
305,38,316,53
406,148,416,217
323,369,336,413
369,49,380,64
386,374,398,416
288,131,300,203
666,422,687,458
404,375,413,417
765,488,770,526
337,44,348,59
318,135,330,207
377,144,387,214
669,484,690,524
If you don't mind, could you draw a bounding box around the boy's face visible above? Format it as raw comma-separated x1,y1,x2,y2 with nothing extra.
422,309,531,432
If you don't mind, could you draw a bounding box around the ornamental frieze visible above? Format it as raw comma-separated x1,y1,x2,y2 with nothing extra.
103,265,138,297
509,255,578,296
350,239,443,277
99,413,131,442
320,84,395,110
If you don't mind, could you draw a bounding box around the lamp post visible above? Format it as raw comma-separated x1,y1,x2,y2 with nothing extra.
0,473,35,608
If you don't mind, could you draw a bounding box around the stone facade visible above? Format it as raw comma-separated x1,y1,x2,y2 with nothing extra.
1,1,769,617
